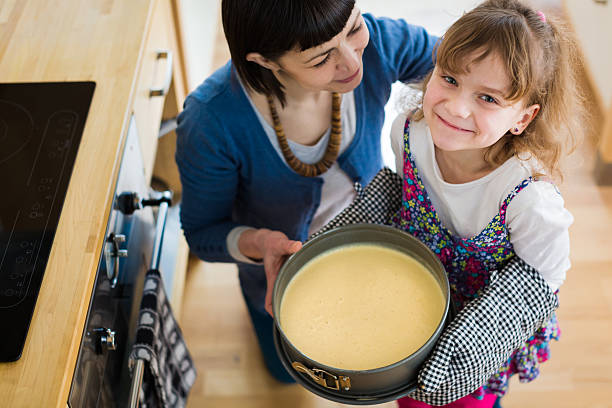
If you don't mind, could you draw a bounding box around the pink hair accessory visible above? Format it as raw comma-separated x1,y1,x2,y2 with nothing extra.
536,11,546,23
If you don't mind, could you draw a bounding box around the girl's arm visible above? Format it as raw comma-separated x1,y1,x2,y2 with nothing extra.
414,256,558,404
505,181,573,291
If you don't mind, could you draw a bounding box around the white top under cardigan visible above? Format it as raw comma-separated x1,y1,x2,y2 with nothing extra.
391,114,572,291
227,87,358,263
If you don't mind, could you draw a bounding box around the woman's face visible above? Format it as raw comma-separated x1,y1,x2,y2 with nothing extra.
275,7,370,94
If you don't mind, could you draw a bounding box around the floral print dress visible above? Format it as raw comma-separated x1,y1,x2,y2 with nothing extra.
391,119,560,397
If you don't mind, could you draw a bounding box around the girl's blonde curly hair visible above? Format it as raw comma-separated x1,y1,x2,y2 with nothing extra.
411,0,587,181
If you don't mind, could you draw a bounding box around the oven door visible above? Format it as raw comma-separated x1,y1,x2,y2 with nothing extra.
68,117,155,407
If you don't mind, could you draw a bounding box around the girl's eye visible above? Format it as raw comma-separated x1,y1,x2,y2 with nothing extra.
480,95,498,104
314,54,331,68
442,75,457,86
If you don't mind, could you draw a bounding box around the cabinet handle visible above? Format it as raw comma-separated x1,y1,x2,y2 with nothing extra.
149,49,173,97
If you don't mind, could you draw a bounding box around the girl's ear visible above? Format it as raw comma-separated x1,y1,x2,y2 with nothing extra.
510,104,540,135
246,52,281,71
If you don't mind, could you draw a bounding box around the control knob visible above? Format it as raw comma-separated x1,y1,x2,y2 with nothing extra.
92,328,117,354
115,191,142,215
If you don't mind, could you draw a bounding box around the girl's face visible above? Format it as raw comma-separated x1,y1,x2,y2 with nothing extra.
422,52,539,153
273,7,370,94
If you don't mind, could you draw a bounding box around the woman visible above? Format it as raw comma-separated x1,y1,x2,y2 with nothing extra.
176,0,437,383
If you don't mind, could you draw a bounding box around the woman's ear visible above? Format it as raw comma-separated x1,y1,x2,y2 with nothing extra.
510,104,540,135
246,52,281,71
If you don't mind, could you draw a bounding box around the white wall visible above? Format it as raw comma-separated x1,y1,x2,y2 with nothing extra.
564,0,612,109
177,0,220,91
356,0,481,169
356,0,481,36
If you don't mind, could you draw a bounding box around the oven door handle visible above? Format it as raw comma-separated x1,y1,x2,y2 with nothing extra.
128,192,171,408
128,359,146,408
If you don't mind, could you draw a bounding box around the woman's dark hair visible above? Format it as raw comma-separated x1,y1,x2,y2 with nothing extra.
222,0,355,105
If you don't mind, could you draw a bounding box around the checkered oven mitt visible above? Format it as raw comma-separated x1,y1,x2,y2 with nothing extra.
309,167,403,239
309,168,559,405
409,257,559,405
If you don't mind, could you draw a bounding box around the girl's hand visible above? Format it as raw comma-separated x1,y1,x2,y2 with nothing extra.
238,229,302,316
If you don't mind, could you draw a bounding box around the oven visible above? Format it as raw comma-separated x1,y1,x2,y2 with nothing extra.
68,116,171,407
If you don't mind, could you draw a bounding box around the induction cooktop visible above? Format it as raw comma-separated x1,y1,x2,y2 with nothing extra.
0,81,95,361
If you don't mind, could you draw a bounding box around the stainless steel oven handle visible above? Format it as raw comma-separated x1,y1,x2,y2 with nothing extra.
128,359,145,408
127,191,172,408
149,194,170,271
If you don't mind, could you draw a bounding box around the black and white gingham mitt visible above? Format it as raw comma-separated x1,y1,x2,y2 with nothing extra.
309,167,403,239
410,257,558,405
309,168,559,405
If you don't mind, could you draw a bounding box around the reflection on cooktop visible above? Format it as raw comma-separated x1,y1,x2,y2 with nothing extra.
0,100,34,165
0,81,95,362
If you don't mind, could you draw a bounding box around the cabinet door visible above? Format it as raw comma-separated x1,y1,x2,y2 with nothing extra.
132,0,174,183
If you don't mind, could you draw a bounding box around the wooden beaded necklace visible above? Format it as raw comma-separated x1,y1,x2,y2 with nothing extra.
267,92,342,177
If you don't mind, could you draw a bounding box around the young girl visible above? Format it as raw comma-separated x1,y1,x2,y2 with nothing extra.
390,0,586,407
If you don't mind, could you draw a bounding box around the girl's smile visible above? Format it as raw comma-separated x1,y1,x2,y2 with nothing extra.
434,112,474,133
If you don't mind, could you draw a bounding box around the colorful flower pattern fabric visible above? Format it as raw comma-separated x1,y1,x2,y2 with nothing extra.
391,118,560,397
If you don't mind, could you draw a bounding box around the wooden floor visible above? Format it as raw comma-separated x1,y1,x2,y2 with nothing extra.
180,3,612,407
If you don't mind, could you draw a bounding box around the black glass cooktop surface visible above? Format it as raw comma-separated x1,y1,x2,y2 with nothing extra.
0,81,95,361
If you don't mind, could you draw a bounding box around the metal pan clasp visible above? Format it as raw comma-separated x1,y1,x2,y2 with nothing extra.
292,361,351,391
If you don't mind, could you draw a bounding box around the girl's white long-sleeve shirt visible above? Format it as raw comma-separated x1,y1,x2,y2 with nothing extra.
391,114,573,291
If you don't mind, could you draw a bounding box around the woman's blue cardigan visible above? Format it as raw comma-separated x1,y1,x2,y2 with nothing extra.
176,14,437,305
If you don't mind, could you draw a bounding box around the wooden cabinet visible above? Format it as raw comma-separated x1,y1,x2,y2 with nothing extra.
133,0,184,183
597,106,612,184
131,0,190,315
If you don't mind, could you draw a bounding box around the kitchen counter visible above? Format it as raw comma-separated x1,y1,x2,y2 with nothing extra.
0,0,186,406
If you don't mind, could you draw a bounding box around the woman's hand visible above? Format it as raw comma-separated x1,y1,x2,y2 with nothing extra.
238,228,302,316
